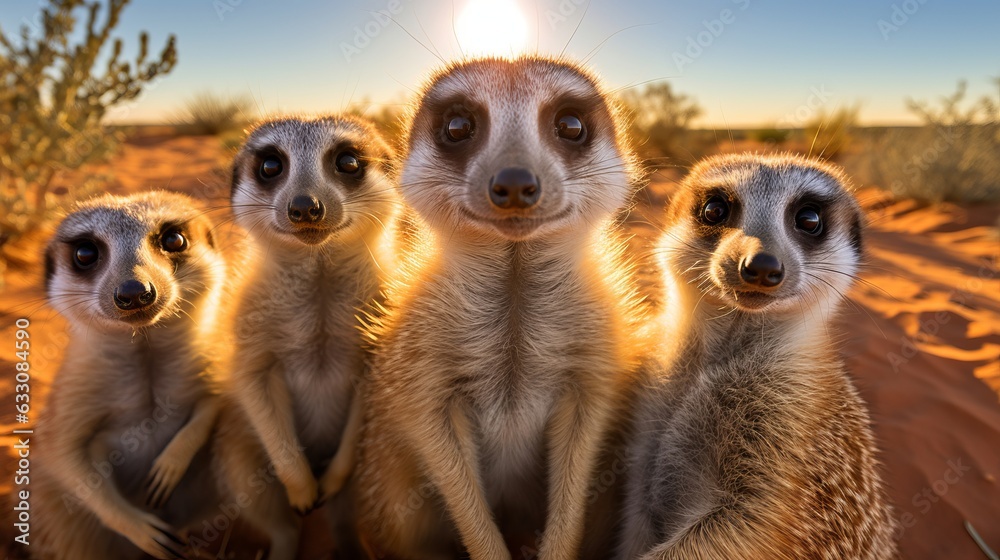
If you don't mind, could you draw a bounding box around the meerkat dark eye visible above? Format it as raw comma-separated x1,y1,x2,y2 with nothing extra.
161,229,188,253
555,110,585,141
336,152,362,174
259,156,283,180
795,207,823,235
72,241,99,270
701,196,729,225
445,115,474,142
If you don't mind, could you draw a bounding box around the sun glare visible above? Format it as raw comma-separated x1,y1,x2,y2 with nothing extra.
456,0,529,58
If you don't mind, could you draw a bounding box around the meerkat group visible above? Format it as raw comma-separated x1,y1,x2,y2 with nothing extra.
35,56,896,560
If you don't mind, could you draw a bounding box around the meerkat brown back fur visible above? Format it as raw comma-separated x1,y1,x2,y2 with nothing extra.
213,115,396,560
619,153,896,560
356,56,649,560
34,191,226,560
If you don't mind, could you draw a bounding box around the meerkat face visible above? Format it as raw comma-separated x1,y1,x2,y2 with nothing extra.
402,56,635,241
230,116,395,249
661,153,863,315
44,192,225,332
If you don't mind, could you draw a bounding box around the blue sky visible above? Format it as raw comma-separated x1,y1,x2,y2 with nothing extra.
2,0,997,126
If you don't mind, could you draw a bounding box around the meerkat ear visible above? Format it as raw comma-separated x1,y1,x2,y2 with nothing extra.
850,215,864,256
229,152,243,202
44,242,56,294
205,225,216,249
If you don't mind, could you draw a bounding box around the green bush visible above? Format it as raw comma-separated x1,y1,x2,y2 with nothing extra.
173,91,256,136
752,127,790,146
803,105,859,161
851,81,999,203
619,82,703,164
0,0,177,249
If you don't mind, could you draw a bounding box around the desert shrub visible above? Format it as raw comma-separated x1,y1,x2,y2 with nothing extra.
803,105,860,161
752,127,790,145
851,81,999,203
0,0,177,249
346,98,407,147
619,82,703,164
173,91,256,136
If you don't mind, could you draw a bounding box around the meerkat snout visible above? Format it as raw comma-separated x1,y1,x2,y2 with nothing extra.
113,279,157,310
488,166,541,209
287,194,327,224
739,252,784,287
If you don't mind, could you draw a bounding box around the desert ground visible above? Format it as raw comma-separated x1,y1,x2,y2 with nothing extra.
1,132,998,558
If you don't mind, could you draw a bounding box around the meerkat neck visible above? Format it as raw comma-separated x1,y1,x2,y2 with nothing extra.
436,221,610,269
661,272,837,370
66,316,206,372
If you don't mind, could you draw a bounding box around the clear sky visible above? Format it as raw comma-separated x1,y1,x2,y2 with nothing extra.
2,0,998,127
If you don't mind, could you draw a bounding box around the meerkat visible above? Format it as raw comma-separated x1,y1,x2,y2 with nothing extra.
355,56,650,560
212,115,396,560
32,191,226,560
618,153,897,560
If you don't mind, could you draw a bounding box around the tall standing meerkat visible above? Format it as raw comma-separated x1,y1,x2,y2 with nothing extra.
618,153,897,560
33,191,226,560
356,56,649,560
213,115,396,559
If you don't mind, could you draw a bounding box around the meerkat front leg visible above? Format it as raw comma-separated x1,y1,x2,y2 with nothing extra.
234,353,317,513
50,406,188,559
319,388,364,501
539,387,614,560
402,399,509,560
146,394,221,508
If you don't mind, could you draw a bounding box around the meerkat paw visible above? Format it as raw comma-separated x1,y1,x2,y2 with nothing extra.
115,511,190,559
281,467,320,515
145,453,191,509
318,455,353,502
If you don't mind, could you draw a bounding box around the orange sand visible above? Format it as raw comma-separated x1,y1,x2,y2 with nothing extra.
1,135,997,558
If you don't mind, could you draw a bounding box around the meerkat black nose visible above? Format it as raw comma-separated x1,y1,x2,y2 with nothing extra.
740,253,785,288
114,280,157,311
288,195,326,224
489,167,541,210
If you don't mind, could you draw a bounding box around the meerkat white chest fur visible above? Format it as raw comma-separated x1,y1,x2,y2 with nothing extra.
358,57,647,560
